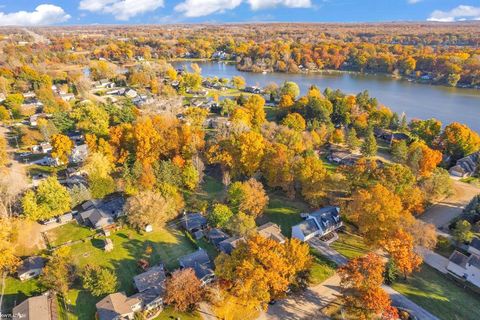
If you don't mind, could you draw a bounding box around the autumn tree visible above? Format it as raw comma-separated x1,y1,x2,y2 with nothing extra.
409,118,442,146
215,235,311,310
281,113,306,132
208,204,233,228
295,155,329,207
242,95,266,129
384,230,422,279
453,220,474,244
231,76,246,89
22,176,71,221
419,168,454,203
0,217,21,275
50,134,74,164
184,107,208,128
348,184,411,247
83,152,115,199
441,122,480,160
234,131,265,177
338,253,397,320
0,136,8,168
346,128,361,151
164,268,204,312
261,143,295,197
125,191,179,230
280,81,300,99
40,247,74,296
227,179,269,218
81,264,118,297
406,141,442,177
71,102,110,136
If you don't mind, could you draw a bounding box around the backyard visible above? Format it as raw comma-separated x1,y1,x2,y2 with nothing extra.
392,265,480,320
330,232,370,260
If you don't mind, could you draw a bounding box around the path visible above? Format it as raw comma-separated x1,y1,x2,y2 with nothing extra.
420,180,480,230
254,241,440,320
417,246,449,274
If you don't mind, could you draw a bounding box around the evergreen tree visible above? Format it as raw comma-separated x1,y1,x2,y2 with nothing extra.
361,129,378,157
347,128,361,151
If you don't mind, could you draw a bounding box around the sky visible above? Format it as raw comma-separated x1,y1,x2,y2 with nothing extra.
0,0,480,26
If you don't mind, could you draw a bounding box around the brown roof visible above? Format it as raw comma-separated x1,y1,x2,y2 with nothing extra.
12,294,56,320
257,222,286,243
96,292,140,320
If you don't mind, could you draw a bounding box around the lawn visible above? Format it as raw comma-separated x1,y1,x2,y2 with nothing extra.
1,277,42,313
65,227,198,319
434,235,456,259
200,175,225,201
309,249,337,285
330,232,370,260
259,193,309,237
154,306,202,320
391,265,480,320
45,222,96,247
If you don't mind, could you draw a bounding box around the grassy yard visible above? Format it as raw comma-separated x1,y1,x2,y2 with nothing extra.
330,232,370,260
154,306,202,320
64,227,199,319
259,193,309,237
1,277,42,313
435,235,456,259
45,222,96,247
309,249,337,286
392,265,480,320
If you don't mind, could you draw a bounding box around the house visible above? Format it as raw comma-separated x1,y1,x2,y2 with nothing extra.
104,238,114,252
56,212,74,223
79,196,125,229
70,144,89,164
218,223,285,254
178,249,215,285
95,79,116,89
447,250,480,288
124,89,138,99
449,151,480,178
244,86,262,94
39,142,53,154
257,222,286,244
96,292,142,320
132,265,166,310
12,293,57,320
291,206,343,242
327,149,360,166
60,93,75,102
182,213,208,236
206,228,229,249
468,238,480,256
17,256,45,281
374,128,410,146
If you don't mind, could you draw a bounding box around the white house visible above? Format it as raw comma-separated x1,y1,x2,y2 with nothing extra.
291,206,343,242
447,250,480,288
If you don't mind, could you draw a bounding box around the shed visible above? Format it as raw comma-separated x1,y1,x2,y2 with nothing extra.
17,256,45,281
104,238,114,252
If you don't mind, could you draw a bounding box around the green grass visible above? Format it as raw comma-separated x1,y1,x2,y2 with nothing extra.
309,249,337,285
154,306,202,320
201,175,225,200
265,105,281,121
27,164,59,176
460,177,480,187
259,193,309,237
1,277,42,313
45,222,96,247
65,227,198,319
330,232,370,260
391,264,480,320
320,155,339,172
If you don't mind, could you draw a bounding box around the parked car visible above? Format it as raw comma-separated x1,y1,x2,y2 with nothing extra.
39,218,57,225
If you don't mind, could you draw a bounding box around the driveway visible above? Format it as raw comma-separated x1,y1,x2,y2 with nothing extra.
420,180,480,230
307,237,348,266
417,246,449,274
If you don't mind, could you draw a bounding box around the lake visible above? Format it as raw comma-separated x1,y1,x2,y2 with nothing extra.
174,61,480,132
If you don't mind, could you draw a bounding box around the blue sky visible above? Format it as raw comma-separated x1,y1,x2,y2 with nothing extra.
0,1,480,26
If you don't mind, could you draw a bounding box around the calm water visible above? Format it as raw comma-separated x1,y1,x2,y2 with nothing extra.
174,61,480,132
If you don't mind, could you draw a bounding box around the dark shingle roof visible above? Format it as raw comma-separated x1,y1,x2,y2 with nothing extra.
468,254,480,269
183,213,207,232
207,228,229,246
133,265,165,293
17,256,45,275
297,219,320,237
470,238,480,251
178,249,214,281
450,250,469,268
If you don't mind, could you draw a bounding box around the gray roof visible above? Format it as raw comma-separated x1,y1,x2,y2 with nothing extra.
310,207,342,232
218,236,244,254
80,208,113,229
12,295,54,320
470,238,480,251
183,213,207,232
257,222,286,243
133,265,166,293
450,250,469,268
18,256,45,275
296,219,320,237
207,228,229,246
468,254,480,269
96,292,140,320
178,249,214,281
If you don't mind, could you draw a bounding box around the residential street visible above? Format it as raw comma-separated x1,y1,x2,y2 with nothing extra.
420,180,480,230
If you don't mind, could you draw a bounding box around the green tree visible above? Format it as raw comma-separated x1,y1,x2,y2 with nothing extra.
361,129,378,157
391,140,408,164
22,176,71,220
71,102,109,136
182,163,200,191
208,204,233,228
280,81,300,99
281,113,306,132
346,128,361,151
3,93,24,110
452,220,473,244
81,264,118,297
225,211,256,236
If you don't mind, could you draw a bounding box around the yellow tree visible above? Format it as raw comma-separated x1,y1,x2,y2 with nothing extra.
243,95,266,129
236,131,265,177
295,155,329,207
184,107,208,129
385,230,422,279
133,117,161,166
261,143,295,197
51,134,74,164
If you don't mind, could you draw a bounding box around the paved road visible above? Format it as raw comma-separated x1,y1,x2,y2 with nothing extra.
383,285,440,320
417,246,449,274
421,180,480,230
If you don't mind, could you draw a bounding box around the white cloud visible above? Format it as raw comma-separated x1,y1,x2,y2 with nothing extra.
247,0,312,10
428,5,480,22
0,4,70,26
407,0,422,4
174,0,242,18
79,0,164,20
175,0,312,17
